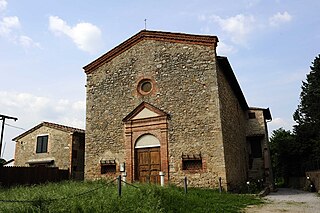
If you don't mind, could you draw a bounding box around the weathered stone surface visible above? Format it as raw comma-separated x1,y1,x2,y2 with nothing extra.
84,31,272,190
13,123,85,180
216,64,248,190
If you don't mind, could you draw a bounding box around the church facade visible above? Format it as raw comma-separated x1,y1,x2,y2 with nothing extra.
83,30,272,190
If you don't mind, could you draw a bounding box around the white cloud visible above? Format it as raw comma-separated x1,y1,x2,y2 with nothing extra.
205,14,255,44
0,16,40,48
49,16,103,54
269,11,292,26
0,0,7,11
213,14,255,44
217,41,237,55
18,35,41,48
0,91,85,160
269,117,295,132
0,91,85,129
0,16,20,36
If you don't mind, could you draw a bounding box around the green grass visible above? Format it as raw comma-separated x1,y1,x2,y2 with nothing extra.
0,180,262,213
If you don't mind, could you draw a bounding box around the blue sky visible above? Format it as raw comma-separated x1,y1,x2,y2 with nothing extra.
0,0,319,160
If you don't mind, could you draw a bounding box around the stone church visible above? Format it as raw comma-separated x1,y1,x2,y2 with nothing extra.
83,30,272,190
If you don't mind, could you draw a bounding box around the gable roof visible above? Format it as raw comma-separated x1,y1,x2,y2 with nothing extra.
123,102,169,122
12,121,85,141
83,30,219,74
217,56,249,111
249,107,272,121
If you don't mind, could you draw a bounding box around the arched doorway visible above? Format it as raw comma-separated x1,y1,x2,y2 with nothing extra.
134,134,161,184
123,102,169,184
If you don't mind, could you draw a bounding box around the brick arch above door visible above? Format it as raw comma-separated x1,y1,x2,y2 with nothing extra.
135,134,160,149
123,102,169,184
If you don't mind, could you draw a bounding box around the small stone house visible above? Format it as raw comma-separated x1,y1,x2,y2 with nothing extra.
83,30,272,190
13,122,85,180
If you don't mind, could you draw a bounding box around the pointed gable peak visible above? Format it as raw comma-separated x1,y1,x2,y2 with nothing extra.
12,121,85,141
83,30,219,74
123,102,168,122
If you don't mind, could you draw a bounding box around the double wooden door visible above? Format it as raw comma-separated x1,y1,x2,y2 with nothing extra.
135,147,161,184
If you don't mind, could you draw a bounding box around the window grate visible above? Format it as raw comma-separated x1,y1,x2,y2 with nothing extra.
182,159,202,171
101,164,116,174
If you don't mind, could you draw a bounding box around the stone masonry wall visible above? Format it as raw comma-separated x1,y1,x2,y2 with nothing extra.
216,65,248,190
246,109,267,136
85,39,226,187
14,126,72,170
246,109,273,184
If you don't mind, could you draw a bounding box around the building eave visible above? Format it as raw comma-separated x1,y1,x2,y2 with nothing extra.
12,121,85,141
83,30,219,74
249,107,272,121
217,56,249,111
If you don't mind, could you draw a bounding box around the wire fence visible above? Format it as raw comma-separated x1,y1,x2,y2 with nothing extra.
0,175,223,205
0,178,117,204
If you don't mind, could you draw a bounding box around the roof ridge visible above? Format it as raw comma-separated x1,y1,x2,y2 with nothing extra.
12,121,85,141
42,121,85,133
83,30,219,74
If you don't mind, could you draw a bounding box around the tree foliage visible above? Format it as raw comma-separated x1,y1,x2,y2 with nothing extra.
269,128,296,183
293,54,320,166
294,54,320,127
270,55,320,185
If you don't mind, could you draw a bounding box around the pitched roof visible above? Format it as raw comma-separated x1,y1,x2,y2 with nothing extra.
12,121,85,141
83,30,219,74
217,56,249,111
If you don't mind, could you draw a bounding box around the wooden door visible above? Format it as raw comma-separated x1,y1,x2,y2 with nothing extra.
135,147,161,184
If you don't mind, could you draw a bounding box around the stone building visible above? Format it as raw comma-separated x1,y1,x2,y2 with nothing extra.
83,30,272,190
13,122,85,180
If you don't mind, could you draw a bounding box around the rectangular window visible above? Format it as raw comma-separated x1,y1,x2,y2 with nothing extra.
101,165,116,174
182,153,203,171
100,160,116,174
36,135,48,153
248,112,256,119
249,138,262,158
182,159,203,170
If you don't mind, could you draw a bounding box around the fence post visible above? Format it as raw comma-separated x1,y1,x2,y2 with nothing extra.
159,171,165,186
184,176,188,194
246,181,250,193
122,172,127,186
219,177,222,193
117,175,122,197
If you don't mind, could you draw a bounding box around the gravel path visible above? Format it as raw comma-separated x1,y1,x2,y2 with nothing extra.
245,188,320,213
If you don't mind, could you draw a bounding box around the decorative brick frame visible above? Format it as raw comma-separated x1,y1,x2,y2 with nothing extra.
123,102,169,184
135,76,158,98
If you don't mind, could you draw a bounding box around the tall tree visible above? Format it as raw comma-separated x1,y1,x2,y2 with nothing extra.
294,54,320,126
293,54,320,170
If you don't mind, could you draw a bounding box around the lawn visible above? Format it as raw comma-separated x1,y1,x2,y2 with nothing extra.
0,180,262,212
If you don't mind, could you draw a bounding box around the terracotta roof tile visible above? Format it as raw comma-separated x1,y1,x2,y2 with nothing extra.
12,121,85,141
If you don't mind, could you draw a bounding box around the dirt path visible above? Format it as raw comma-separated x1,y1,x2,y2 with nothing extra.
245,188,320,213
